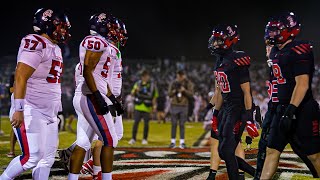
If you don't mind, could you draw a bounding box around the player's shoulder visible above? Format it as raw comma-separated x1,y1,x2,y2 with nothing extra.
20,34,48,51
81,35,108,52
231,50,251,66
289,40,313,56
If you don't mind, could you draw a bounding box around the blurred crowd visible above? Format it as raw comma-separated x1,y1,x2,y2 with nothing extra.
1,56,320,123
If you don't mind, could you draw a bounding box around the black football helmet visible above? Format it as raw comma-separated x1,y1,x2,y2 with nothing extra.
208,24,239,55
33,8,71,43
264,12,300,45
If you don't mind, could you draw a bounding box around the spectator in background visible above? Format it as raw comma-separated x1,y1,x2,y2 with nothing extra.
125,93,135,119
129,70,158,145
156,89,166,124
7,72,17,157
168,70,194,149
192,92,202,122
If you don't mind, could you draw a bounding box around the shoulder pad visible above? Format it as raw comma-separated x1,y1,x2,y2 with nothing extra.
21,34,47,51
232,51,251,66
81,35,108,52
290,41,312,55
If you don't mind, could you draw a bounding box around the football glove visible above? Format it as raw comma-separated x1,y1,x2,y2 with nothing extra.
280,104,297,135
108,94,124,116
92,91,109,115
211,109,219,135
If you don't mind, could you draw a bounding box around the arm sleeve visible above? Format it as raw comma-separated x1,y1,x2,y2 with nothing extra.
238,66,250,84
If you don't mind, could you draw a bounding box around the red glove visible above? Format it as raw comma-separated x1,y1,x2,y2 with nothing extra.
211,109,219,134
212,115,218,134
233,121,242,134
246,121,259,138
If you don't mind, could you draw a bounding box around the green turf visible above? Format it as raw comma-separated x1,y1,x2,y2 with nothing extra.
0,117,204,169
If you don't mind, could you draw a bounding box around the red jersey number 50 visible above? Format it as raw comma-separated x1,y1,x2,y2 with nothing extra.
216,72,231,93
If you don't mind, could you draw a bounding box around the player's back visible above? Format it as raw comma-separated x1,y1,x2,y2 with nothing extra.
79,34,110,95
17,34,63,118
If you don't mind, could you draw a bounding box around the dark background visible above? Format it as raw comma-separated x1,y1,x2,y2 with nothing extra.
1,0,320,61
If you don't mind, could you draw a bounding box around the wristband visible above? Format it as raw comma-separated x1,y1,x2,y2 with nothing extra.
15,99,25,111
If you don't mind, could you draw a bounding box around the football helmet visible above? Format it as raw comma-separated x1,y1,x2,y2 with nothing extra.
208,24,239,55
89,13,127,46
33,8,71,43
264,12,301,45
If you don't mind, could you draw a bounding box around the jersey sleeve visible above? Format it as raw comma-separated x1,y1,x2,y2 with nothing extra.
238,66,251,84
17,35,45,69
81,36,108,52
233,51,251,67
291,42,314,76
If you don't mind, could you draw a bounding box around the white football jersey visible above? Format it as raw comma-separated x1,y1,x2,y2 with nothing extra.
79,35,111,95
107,43,122,97
74,63,84,93
17,34,63,118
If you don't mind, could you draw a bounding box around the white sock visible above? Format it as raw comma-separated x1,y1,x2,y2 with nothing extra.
180,139,185,144
171,139,176,144
102,172,112,180
68,173,79,180
0,156,25,179
32,166,51,180
93,165,101,175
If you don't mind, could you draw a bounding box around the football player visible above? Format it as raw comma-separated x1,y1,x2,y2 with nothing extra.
261,12,320,179
0,8,70,180
207,24,258,180
67,13,125,180
254,40,318,179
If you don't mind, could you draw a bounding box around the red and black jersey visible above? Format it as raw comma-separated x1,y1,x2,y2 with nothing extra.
270,40,314,104
214,51,251,104
266,67,279,103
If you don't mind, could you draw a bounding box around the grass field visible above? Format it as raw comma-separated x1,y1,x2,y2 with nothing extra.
0,117,204,169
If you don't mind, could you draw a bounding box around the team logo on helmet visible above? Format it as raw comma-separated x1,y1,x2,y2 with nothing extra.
227,26,236,36
42,9,53,21
97,13,107,22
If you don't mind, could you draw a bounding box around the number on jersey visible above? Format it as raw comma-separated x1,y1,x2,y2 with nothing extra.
24,39,39,50
47,60,63,83
216,72,231,93
101,57,111,78
272,64,286,84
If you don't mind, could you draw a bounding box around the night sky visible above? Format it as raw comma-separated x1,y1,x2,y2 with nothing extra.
1,0,320,61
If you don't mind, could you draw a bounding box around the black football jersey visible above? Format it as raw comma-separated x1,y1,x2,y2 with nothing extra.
214,51,251,104
270,40,314,104
266,67,279,103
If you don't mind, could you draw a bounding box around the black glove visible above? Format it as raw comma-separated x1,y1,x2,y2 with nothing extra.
108,94,124,116
206,103,214,111
108,105,117,117
280,104,297,134
92,91,109,115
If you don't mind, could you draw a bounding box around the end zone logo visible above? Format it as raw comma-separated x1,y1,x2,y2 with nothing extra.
42,9,53,21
